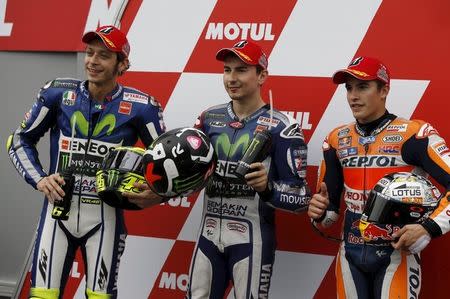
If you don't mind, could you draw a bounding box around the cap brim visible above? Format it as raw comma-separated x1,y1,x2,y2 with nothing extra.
215,48,259,66
216,48,235,61
82,31,98,43
332,69,377,84
82,31,122,54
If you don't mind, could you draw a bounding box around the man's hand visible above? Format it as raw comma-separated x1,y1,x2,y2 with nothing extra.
244,162,268,192
37,174,66,204
308,182,329,220
123,182,163,209
391,224,431,254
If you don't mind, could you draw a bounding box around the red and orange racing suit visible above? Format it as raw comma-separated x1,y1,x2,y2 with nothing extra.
317,112,450,299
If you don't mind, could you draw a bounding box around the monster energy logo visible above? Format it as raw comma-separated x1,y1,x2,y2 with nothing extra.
245,139,260,158
174,173,204,193
71,111,116,137
107,169,120,188
60,153,71,171
215,133,250,158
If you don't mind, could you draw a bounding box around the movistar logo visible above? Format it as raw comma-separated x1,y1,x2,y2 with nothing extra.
71,111,115,137
215,133,250,158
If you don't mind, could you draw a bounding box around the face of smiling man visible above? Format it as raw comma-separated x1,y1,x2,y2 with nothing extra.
344,76,389,124
222,55,267,103
84,38,126,87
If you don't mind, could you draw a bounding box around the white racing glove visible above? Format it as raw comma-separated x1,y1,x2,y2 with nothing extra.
408,234,431,254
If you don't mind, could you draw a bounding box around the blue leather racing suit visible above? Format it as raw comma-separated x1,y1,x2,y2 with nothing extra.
7,79,165,298
187,102,311,299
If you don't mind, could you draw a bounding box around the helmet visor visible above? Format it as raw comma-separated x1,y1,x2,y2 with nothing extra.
364,191,427,225
102,148,144,174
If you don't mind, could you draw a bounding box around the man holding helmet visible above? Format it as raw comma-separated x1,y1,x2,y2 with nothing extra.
7,25,164,298
359,172,441,245
186,40,311,298
307,56,450,298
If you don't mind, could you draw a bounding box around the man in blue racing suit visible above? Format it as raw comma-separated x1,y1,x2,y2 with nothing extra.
6,25,165,298
186,40,311,299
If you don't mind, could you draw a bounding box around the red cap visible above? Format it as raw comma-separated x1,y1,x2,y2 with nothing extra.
82,25,130,58
216,40,268,69
332,56,390,85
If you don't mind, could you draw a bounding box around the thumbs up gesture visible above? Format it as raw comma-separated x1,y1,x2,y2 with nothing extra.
308,182,330,220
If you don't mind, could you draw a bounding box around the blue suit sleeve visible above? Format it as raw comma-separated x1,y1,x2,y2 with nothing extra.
264,120,311,212
7,82,59,189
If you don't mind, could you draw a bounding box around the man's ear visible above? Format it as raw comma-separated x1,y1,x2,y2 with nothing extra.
381,84,390,99
119,58,130,76
258,69,268,85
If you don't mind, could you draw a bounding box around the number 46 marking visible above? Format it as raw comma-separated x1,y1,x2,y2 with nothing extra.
0,0,13,36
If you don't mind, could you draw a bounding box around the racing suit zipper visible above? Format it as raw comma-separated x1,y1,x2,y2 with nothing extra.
362,143,369,263
76,100,101,232
218,126,240,252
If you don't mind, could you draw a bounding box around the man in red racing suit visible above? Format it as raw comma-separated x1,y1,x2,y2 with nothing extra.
308,56,450,299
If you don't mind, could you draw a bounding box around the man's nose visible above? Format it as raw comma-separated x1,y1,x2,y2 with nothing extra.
87,53,99,64
347,89,358,101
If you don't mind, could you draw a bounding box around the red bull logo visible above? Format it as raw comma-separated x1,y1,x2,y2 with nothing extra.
350,219,360,230
359,220,396,242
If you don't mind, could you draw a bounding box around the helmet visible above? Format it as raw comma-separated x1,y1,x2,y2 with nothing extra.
359,172,441,241
142,127,217,198
96,146,146,210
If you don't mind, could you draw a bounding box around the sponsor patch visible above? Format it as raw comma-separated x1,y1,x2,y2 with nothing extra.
61,139,70,150
123,92,148,104
118,101,132,115
51,80,78,89
378,145,400,154
338,148,348,158
347,147,358,156
359,136,375,145
338,136,352,148
337,127,350,137
386,124,408,132
205,112,225,120
62,91,76,106
281,123,304,139
229,121,244,129
205,218,217,228
257,116,280,127
81,197,101,205
226,222,247,233
432,141,450,156
382,134,403,143
255,124,268,133
210,121,226,128
341,155,398,168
